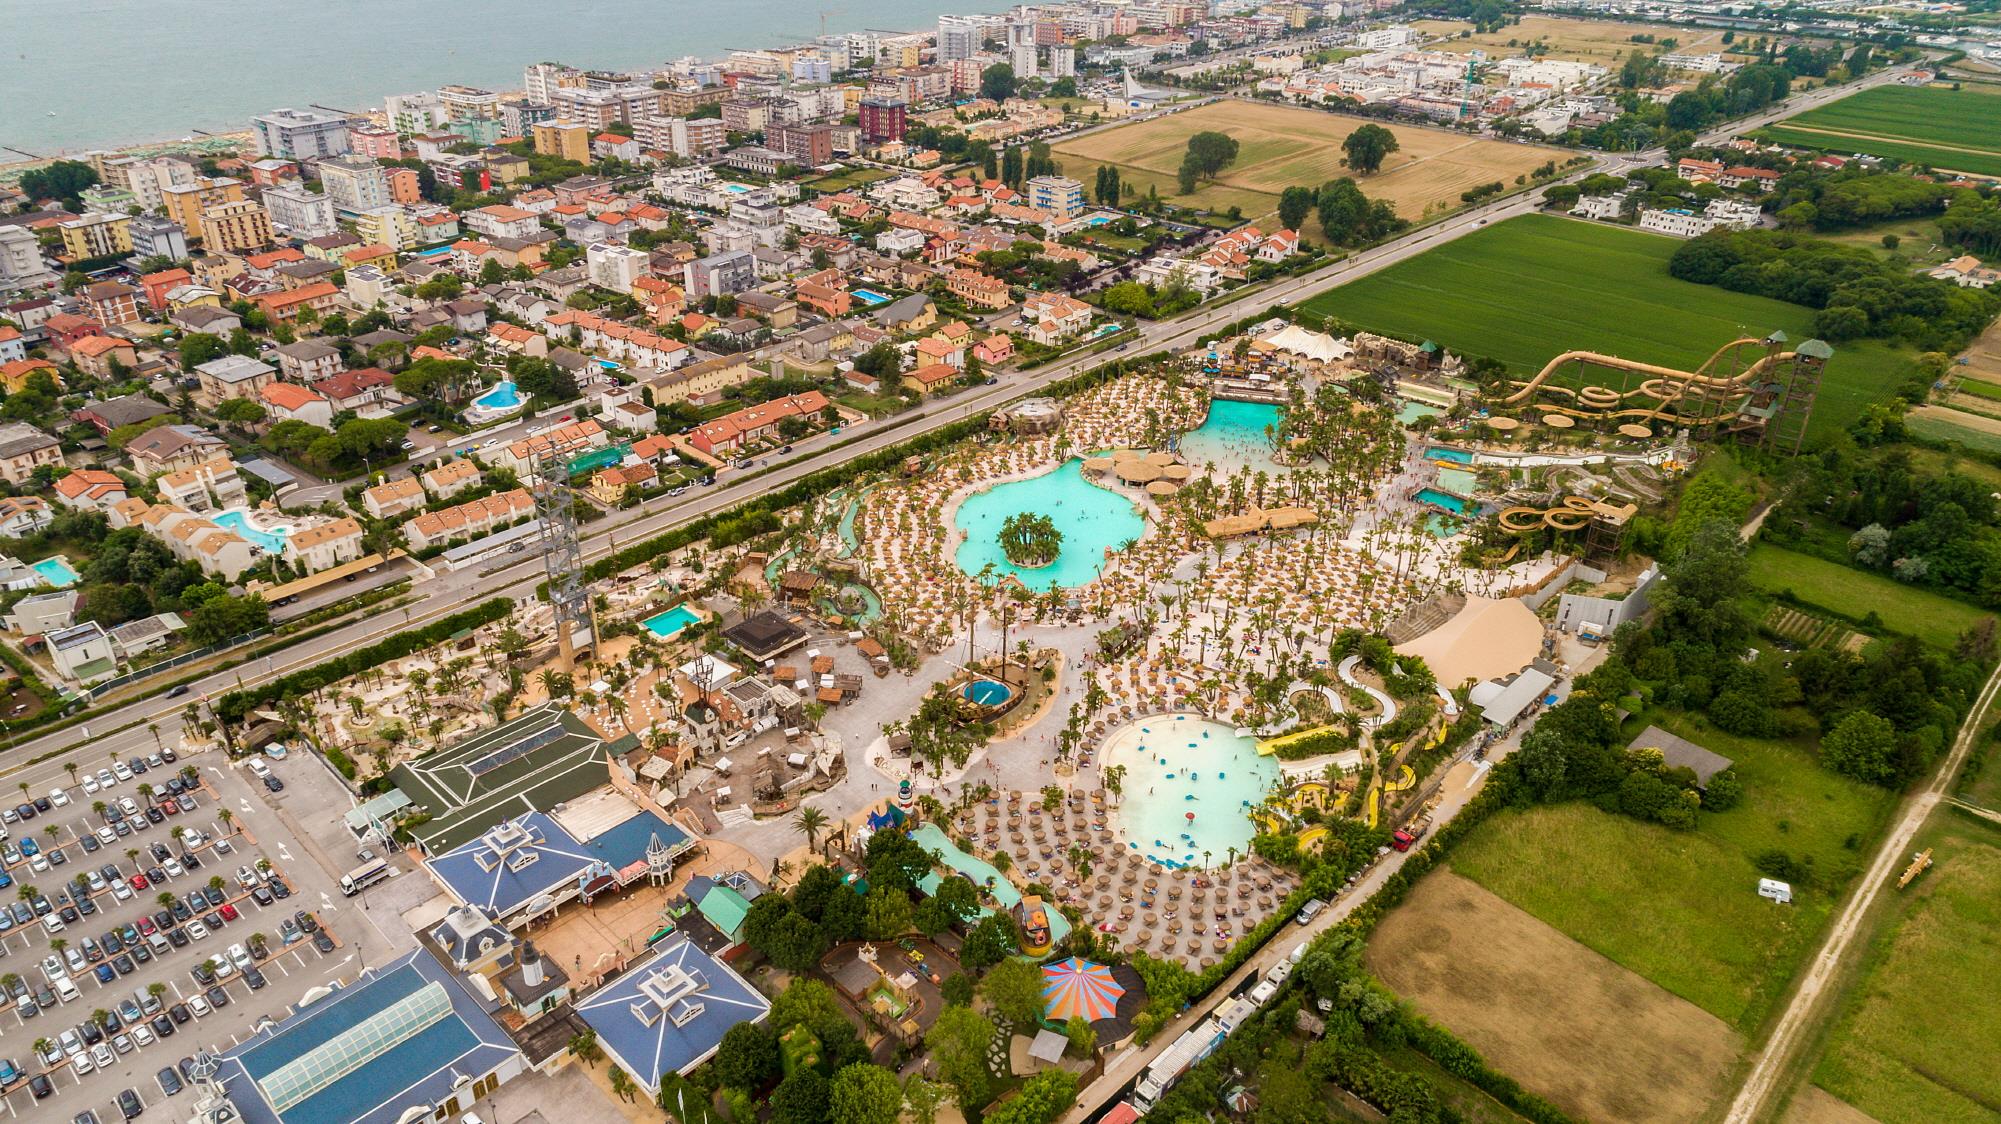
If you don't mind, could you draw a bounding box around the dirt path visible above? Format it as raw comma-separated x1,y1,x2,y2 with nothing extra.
1909,403,2001,437
1723,657,2001,1123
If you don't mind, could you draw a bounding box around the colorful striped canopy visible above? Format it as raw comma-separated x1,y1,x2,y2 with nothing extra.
1041,957,1125,1022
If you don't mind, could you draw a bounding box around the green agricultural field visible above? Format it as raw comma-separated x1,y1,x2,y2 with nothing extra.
1450,718,1893,1030
1759,125,2001,178
1767,85,2001,176
1296,214,1917,441
1954,377,2001,401
1744,543,1992,650
1808,818,2001,1123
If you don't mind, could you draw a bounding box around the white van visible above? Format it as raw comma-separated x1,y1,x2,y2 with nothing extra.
247,759,272,780
53,975,80,1004
1757,878,1793,904
40,913,63,936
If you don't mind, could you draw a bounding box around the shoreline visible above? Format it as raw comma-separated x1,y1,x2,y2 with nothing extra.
0,6,978,176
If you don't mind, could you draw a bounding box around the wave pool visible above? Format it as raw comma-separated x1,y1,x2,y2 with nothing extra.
1100,714,1278,868
1179,399,1285,475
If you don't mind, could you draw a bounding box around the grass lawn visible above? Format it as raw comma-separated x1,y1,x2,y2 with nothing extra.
1743,543,1992,650
1905,445,2001,491
1816,216,1954,268
1296,213,1918,442
1451,717,1893,1031
802,167,892,192
1808,816,2001,1123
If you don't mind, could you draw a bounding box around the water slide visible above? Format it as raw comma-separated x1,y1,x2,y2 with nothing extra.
1498,337,1801,427
1497,495,1639,533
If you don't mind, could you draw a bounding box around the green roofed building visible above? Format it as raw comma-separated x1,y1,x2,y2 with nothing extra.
387,703,633,855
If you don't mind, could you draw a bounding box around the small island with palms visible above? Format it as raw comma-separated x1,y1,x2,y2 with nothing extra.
997,511,1063,568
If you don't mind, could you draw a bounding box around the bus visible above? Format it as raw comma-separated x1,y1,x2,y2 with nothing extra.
339,858,391,896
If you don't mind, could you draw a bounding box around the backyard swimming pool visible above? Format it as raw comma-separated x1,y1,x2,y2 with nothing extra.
1100,714,1278,868
641,604,702,640
214,510,291,554
954,459,1143,590
473,380,522,410
1178,399,1285,475
31,556,79,588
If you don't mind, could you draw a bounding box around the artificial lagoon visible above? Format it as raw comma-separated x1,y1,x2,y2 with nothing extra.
1178,399,1286,475
953,459,1144,590
1099,714,1279,869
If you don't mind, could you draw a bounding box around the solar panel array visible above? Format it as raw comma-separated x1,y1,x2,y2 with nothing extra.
465,723,568,778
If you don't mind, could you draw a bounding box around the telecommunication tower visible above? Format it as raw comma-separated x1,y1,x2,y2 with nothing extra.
532,444,597,672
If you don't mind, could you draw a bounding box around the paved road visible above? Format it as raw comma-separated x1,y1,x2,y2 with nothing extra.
1722,656,2001,1124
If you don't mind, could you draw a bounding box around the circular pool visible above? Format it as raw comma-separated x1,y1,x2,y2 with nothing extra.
953,458,1144,590
1100,714,1279,868
963,679,1012,707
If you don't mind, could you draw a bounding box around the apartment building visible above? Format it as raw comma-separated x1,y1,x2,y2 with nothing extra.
404,489,535,550
0,422,62,485
288,517,365,572
57,213,133,260
194,354,278,403
263,183,338,239
202,199,276,252
156,458,247,513
362,476,427,519
253,108,352,159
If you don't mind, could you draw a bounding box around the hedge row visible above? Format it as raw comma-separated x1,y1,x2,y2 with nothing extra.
214,597,514,722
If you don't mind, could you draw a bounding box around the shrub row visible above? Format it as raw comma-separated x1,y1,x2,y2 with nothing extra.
214,597,513,722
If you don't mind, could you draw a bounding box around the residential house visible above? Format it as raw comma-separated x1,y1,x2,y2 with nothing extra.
491,419,608,476
686,391,832,457
1019,290,1094,345
403,488,534,550
69,336,138,378
253,281,341,323
903,363,960,396
0,358,57,393
914,335,964,369
0,423,60,484
288,517,365,572
71,394,170,436
1930,255,2001,289
0,496,52,537
272,339,344,382
587,461,657,505
607,400,658,432
734,291,798,328
422,458,482,500
169,304,242,335
873,293,937,334
641,354,757,408
52,469,128,511
947,268,1010,309
124,424,228,476
791,321,856,363
46,621,118,685
195,354,278,403
156,458,247,513
260,381,334,427
973,333,1013,366
317,367,399,415
363,477,427,518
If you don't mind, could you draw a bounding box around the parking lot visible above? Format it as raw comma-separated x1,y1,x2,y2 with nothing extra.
0,748,357,1121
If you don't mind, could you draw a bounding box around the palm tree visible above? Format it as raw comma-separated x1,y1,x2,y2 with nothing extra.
794,806,829,854
147,982,167,1000
218,808,234,833
609,1065,636,1103
125,848,140,865
64,762,78,785
157,892,175,908
49,938,66,956
569,1028,603,1067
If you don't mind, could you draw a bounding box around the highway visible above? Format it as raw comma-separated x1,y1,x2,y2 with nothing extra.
0,63,1909,829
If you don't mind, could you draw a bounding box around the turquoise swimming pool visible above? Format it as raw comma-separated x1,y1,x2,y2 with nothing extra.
31,556,79,588
214,510,290,554
1414,488,1474,516
1437,467,1478,495
473,380,522,410
1425,446,1474,465
1179,399,1285,475
910,822,1073,947
851,288,890,305
1100,715,1277,868
954,459,1143,590
1397,399,1443,426
963,679,1011,706
641,604,702,639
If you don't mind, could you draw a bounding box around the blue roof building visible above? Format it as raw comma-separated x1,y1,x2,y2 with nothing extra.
573,938,770,1095
214,949,524,1124
425,809,695,926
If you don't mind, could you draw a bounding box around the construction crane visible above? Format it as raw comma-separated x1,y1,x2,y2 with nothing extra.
1457,49,1484,121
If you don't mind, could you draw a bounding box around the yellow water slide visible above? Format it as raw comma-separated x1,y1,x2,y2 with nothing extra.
1499,337,1799,427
